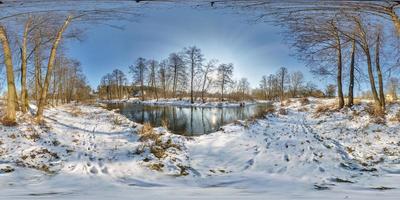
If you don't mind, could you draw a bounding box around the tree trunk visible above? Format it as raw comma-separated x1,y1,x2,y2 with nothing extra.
335,31,344,109
173,66,177,98
365,47,382,109
201,72,208,103
191,63,194,104
34,33,42,103
20,18,31,113
390,10,400,37
347,37,356,107
280,72,284,103
36,16,72,122
141,74,144,101
375,32,385,110
0,24,17,125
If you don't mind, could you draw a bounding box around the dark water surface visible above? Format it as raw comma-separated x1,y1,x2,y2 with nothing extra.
106,103,269,136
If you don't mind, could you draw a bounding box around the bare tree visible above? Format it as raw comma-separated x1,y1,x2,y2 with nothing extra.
216,63,234,101
20,17,32,113
183,46,204,103
276,67,288,102
325,84,336,98
158,59,169,99
352,16,384,111
200,59,217,103
259,75,268,100
112,69,127,100
130,57,147,101
168,53,186,98
36,15,72,122
0,24,17,125
237,77,250,101
288,71,304,98
347,33,356,107
147,59,159,101
388,77,399,101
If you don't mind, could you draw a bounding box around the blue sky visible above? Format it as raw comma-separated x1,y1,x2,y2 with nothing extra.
66,4,320,88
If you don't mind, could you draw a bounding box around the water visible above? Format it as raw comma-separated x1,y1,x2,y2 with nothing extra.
106,103,269,136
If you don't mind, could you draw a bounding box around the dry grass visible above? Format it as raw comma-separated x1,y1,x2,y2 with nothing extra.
112,116,123,125
300,97,310,105
69,107,83,117
138,123,181,160
297,107,309,112
365,103,385,118
1,117,17,126
161,119,169,129
138,123,159,142
148,163,164,171
278,108,288,115
315,104,333,114
264,102,275,115
389,110,400,122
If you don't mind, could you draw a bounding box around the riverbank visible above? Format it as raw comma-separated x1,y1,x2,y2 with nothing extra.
1,99,400,199
101,98,258,108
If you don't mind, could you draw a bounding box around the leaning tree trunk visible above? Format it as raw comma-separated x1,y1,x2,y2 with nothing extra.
34,33,42,103
335,31,344,109
0,24,17,125
390,9,400,37
375,32,385,110
36,16,72,122
347,37,356,107
20,18,31,113
365,47,382,110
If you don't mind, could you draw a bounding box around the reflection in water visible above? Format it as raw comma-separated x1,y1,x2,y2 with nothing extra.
106,103,268,136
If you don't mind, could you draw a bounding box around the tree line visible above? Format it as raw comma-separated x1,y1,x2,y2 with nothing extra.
99,46,245,103
0,14,93,125
212,0,400,114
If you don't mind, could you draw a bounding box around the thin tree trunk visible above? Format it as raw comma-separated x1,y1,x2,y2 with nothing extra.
280,72,284,103
365,47,382,108
375,32,385,110
390,10,400,37
154,80,158,101
20,18,31,113
34,33,42,103
36,16,72,122
201,71,208,103
0,24,17,125
141,72,144,101
221,75,225,101
191,62,194,104
347,37,356,107
173,67,177,98
335,30,344,109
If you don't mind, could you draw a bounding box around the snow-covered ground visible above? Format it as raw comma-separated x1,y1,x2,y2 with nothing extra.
1,98,400,199
102,98,256,108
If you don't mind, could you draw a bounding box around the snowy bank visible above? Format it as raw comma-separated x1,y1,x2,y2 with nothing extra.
1,99,400,199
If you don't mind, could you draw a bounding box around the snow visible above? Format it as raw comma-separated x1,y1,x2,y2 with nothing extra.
1,99,400,199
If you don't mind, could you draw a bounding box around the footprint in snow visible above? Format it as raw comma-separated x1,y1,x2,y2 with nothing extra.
284,154,290,162
243,159,255,170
